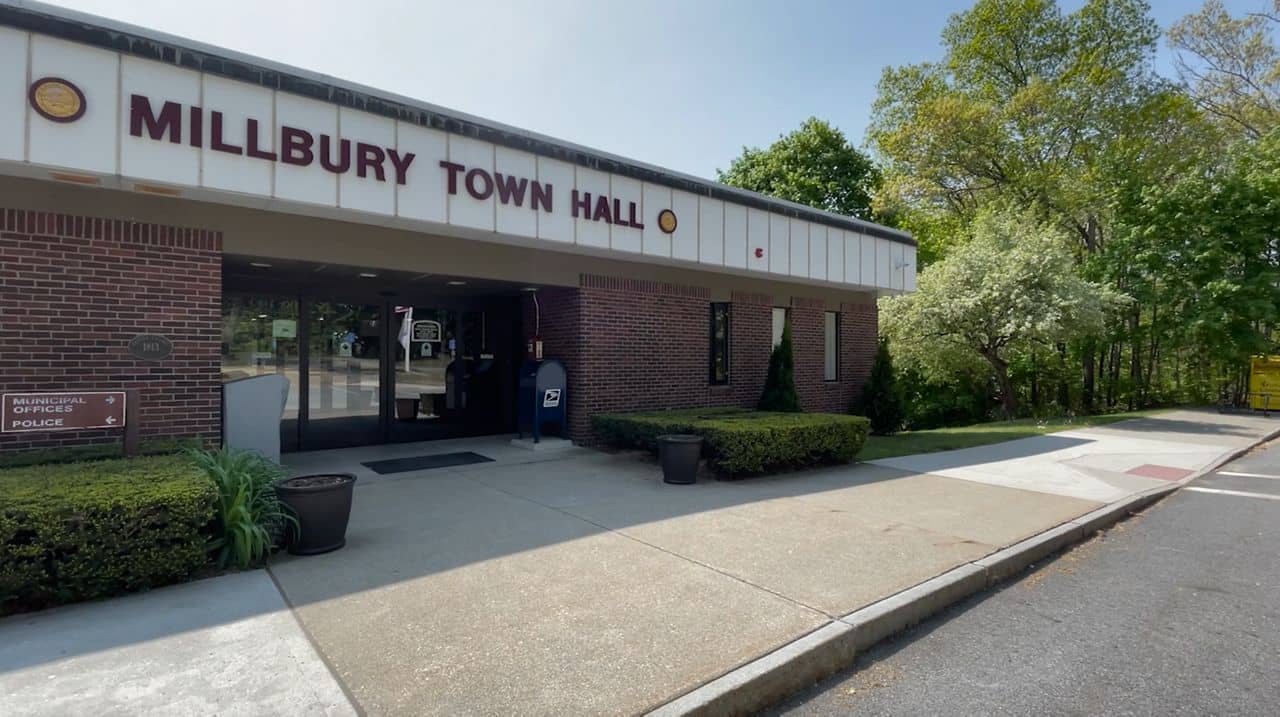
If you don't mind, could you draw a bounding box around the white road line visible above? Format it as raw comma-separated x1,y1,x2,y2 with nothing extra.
1184,486,1280,502
1216,470,1280,480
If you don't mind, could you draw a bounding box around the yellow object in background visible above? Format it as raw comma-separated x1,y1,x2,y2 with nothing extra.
1249,356,1280,410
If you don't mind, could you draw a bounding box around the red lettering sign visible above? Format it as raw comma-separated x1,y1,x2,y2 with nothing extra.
127,95,417,185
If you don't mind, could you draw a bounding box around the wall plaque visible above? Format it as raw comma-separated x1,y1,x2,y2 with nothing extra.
129,334,173,361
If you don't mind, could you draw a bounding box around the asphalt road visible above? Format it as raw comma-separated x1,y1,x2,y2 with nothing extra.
767,439,1280,717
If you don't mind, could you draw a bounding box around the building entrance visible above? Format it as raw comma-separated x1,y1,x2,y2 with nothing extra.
221,258,524,452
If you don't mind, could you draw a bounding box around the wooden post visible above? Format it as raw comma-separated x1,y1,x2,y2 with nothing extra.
123,388,141,457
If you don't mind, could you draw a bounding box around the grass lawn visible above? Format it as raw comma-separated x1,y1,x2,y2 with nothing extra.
858,409,1173,462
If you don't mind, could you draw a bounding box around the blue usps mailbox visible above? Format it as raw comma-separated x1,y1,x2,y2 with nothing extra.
518,359,566,443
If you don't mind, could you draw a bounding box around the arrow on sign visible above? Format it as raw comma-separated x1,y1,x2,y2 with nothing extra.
105,416,116,425
105,396,116,404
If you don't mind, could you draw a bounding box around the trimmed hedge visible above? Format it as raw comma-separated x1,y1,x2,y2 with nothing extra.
592,409,870,476
0,455,217,615
0,437,203,469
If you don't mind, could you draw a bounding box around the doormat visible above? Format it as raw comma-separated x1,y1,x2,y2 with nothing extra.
362,451,495,475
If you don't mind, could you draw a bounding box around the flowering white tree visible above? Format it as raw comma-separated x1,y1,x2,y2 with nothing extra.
881,210,1122,417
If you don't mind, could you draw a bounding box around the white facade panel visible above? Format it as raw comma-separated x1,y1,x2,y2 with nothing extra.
28,36,118,175
670,190,699,261
789,219,809,278
876,237,892,288
747,208,769,272
809,224,827,281
493,146,538,238
535,157,574,243
891,241,906,290
395,123,448,224
904,245,917,291
337,107,395,216
858,233,875,286
2,24,918,294
768,213,789,274
0,28,25,162
698,196,724,265
610,174,643,253
273,92,337,206
574,166,610,249
120,58,201,187
723,204,747,269
828,228,845,284
200,75,273,198
447,135,495,231
641,182,672,256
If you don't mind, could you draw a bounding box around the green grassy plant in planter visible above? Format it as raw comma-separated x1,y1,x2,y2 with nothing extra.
189,447,295,569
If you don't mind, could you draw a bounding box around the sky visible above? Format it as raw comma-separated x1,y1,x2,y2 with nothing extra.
40,0,1267,180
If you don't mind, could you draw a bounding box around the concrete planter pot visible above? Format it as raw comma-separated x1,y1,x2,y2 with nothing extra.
275,473,356,555
658,434,703,485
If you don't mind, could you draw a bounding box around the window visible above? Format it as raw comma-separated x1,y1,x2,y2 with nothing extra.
710,303,730,384
771,307,788,348
824,311,839,381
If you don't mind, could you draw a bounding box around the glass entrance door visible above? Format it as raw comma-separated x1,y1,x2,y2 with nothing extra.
303,302,384,449
389,303,520,442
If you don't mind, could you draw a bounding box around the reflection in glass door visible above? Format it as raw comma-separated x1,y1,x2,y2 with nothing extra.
389,303,520,442
220,295,301,451
305,302,383,449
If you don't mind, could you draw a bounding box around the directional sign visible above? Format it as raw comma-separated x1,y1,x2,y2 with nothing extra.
1,391,127,433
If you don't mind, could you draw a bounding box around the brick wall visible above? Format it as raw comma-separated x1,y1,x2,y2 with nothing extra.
525,274,878,444
0,208,222,454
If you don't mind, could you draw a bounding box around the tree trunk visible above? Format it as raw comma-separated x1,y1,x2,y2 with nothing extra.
986,353,1018,419
1082,340,1095,413
1056,343,1070,410
1030,351,1039,409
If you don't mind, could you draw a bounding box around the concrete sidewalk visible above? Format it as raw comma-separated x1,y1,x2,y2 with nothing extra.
1,409,1275,716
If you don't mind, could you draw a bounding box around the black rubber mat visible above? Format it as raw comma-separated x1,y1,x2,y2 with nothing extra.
362,451,494,474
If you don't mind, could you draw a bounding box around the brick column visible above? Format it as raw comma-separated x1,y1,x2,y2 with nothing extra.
0,209,222,454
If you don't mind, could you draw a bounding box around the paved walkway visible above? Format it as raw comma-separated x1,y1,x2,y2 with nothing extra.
0,571,353,716
1,409,1275,715
771,435,1280,716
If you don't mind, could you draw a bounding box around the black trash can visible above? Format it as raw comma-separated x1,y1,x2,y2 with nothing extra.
658,434,702,484
275,473,357,555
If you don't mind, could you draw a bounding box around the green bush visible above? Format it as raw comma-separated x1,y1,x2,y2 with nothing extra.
591,407,748,451
758,319,801,412
855,337,905,435
0,455,216,615
591,409,869,476
190,447,294,569
0,437,204,469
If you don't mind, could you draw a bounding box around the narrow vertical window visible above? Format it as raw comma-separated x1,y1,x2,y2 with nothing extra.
824,311,839,381
710,302,730,385
771,306,788,348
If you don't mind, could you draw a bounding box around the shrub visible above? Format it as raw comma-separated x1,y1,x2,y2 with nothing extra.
758,319,801,412
190,448,294,569
591,410,869,477
0,455,217,615
0,437,204,469
855,337,905,435
591,407,748,451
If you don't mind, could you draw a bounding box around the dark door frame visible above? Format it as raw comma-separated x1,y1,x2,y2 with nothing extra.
224,282,521,451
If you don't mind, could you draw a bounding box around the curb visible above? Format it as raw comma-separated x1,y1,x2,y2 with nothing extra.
645,425,1280,717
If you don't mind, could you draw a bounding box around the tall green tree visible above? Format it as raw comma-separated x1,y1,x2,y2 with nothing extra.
881,209,1119,417
718,118,879,220
868,0,1208,411
855,338,905,434
1168,1,1280,140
